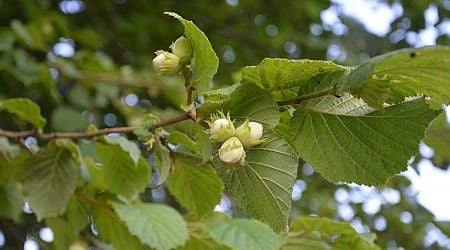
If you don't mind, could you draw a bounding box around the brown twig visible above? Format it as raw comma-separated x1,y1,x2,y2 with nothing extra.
75,191,113,211
0,110,196,141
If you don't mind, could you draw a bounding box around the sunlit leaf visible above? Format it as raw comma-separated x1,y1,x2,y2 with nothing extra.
338,46,450,108
167,155,223,217
290,97,440,185
241,58,348,102
112,202,189,250
203,218,285,250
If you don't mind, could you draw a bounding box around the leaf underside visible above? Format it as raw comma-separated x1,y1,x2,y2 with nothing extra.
214,132,298,233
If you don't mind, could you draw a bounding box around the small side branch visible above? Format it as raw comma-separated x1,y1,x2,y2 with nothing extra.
0,110,196,141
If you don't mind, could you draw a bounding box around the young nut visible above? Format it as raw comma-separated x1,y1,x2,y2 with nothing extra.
170,36,192,64
235,120,265,148
152,50,181,75
219,136,246,164
209,113,235,142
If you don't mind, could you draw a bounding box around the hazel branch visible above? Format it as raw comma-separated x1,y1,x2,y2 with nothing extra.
0,110,196,141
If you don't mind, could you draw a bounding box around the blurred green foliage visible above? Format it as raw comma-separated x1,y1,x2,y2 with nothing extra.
0,0,449,249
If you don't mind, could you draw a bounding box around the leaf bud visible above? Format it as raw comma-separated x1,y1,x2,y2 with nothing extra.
170,36,192,64
219,137,246,164
152,50,181,75
235,120,265,148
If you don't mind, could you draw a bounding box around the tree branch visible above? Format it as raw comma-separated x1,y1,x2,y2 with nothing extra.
276,89,336,106
0,110,196,141
49,62,183,92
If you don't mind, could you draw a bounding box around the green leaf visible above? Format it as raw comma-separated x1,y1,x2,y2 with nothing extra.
224,83,281,128
167,156,224,218
167,131,198,152
22,143,79,220
179,234,229,250
0,98,46,128
111,202,189,250
93,207,149,250
273,111,298,156
84,156,108,190
287,217,380,250
154,139,172,186
11,20,34,47
203,218,285,250
165,12,219,95
0,137,20,158
46,217,78,250
215,131,298,233
51,106,87,132
241,58,348,102
424,113,450,165
104,136,141,165
338,46,450,108
133,113,159,140
0,30,15,52
0,183,23,222
0,153,28,185
192,123,213,163
197,83,240,119
96,142,151,199
290,97,440,185
65,195,90,232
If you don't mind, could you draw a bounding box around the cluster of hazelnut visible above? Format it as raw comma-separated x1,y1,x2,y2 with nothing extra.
152,36,192,75
208,112,265,165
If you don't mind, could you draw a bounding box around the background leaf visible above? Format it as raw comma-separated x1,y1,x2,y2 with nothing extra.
22,143,79,220
214,132,298,233
112,202,189,250
46,217,78,250
165,12,219,95
0,98,46,128
93,207,150,250
0,183,23,222
104,136,141,165
424,113,450,165
287,217,380,250
166,131,198,152
154,139,172,186
203,218,285,250
290,97,440,185
96,142,151,198
167,155,224,218
65,195,90,233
